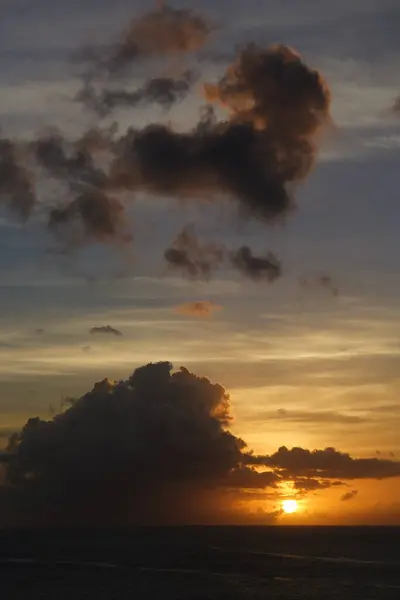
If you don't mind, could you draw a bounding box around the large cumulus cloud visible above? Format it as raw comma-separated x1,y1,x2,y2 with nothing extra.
0,363,254,525
1,363,400,526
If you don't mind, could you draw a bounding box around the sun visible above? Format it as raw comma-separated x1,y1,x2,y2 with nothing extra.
281,499,298,514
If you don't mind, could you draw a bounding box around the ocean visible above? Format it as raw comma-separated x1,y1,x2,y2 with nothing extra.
1,527,399,599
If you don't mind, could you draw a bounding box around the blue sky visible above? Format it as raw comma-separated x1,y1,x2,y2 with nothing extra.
1,0,400,491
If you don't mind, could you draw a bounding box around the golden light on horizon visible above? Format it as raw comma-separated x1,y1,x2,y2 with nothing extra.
281,499,298,514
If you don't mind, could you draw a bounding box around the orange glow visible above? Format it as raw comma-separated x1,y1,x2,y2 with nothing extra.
282,499,298,514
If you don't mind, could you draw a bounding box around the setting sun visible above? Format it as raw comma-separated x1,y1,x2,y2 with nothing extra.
282,500,298,514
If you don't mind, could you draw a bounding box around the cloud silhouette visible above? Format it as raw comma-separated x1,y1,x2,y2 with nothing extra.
231,246,281,282
164,225,224,279
341,490,358,502
1,363,261,525
89,325,123,337
1,364,400,526
174,301,222,318
77,70,198,117
49,189,131,245
293,478,345,491
32,128,107,188
109,43,330,224
248,446,400,480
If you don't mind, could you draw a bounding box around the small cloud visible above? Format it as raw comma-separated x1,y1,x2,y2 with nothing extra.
82,345,92,353
174,301,221,318
34,328,45,335
341,490,358,502
231,246,281,282
164,225,224,279
89,325,123,337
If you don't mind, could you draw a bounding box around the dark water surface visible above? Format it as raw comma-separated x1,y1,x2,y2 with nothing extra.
1,526,399,599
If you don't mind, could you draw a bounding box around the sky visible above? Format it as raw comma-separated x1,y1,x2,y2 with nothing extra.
0,0,400,526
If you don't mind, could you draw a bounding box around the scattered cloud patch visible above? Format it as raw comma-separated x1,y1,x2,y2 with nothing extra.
89,325,123,337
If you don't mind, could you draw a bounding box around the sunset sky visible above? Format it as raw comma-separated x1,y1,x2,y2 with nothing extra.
0,0,400,526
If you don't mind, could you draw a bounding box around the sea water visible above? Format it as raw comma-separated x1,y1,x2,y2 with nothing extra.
1,526,399,599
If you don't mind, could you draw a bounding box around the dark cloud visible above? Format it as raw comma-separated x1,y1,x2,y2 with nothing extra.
1,364,399,526
341,490,358,502
48,189,131,245
231,246,281,282
223,467,279,489
265,408,363,425
174,301,222,318
108,43,330,224
77,70,198,117
0,3,331,271
293,478,345,491
89,325,123,337
31,130,122,247
34,328,45,336
0,138,35,219
248,446,400,480
204,43,330,136
0,362,260,525
32,129,108,189
164,225,224,279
